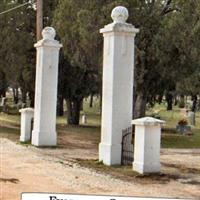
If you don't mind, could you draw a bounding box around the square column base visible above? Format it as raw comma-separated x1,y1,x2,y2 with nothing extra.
99,143,121,165
31,130,57,146
133,161,161,174
20,136,31,143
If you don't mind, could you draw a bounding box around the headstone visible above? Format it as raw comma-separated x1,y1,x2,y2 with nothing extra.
82,114,87,124
1,97,6,106
26,94,31,107
1,97,7,112
20,108,34,142
132,117,165,174
188,111,195,126
99,6,139,165
31,27,62,146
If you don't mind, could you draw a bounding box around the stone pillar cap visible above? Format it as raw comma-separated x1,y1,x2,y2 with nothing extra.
42,27,56,40
111,6,129,23
19,108,34,113
132,117,165,126
100,6,139,34
34,27,63,48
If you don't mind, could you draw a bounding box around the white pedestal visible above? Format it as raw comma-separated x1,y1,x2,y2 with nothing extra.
132,117,165,174
99,6,139,165
19,108,34,142
31,27,62,146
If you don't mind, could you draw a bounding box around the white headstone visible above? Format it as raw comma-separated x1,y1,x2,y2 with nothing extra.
82,114,87,124
31,27,62,146
99,6,139,165
188,111,195,126
132,117,165,174
1,97,6,106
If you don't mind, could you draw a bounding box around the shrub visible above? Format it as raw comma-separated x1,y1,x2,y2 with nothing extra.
178,119,188,126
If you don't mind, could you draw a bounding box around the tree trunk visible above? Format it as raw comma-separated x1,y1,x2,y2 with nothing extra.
192,95,197,112
174,95,178,106
166,92,173,110
12,88,19,104
57,95,64,116
21,89,27,105
80,99,83,111
29,91,35,107
133,92,147,119
66,98,82,125
66,99,72,124
132,85,137,119
158,95,163,104
2,89,6,98
179,95,185,108
89,94,93,108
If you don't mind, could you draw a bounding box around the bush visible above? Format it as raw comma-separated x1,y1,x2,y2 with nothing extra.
178,119,188,126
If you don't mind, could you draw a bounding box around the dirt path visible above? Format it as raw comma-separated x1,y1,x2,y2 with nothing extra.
1,138,200,200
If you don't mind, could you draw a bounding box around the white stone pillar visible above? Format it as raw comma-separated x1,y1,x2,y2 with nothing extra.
32,27,62,146
99,6,139,165
20,108,34,142
132,117,165,174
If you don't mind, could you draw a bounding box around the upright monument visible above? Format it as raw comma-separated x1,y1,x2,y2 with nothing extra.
32,27,62,146
99,6,139,165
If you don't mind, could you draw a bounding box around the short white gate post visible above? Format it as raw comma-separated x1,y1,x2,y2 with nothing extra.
20,108,34,142
132,117,165,174
31,27,62,146
99,6,139,165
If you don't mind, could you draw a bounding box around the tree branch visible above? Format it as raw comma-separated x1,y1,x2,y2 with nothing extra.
161,0,181,16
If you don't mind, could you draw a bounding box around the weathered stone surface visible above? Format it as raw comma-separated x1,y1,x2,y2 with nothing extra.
99,6,139,165
132,117,165,174
31,27,62,146
19,108,34,142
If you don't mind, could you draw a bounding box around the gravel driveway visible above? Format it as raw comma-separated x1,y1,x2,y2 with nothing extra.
1,138,200,200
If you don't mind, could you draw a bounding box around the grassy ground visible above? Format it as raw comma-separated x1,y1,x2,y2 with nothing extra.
0,98,200,148
1,98,200,190
147,103,200,148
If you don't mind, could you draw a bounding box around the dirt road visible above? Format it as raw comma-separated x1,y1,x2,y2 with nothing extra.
1,138,200,200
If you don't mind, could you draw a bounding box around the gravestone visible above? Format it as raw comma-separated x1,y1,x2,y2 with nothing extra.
1,97,7,112
82,114,87,124
99,6,139,165
1,97,6,106
188,111,195,126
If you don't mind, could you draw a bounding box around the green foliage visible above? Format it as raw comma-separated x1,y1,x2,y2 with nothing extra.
0,101,200,149
0,0,36,102
53,0,111,124
1,0,200,121
155,0,200,97
0,0,59,105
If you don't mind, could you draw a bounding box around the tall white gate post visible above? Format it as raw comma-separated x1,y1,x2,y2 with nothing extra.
32,27,62,146
99,6,139,165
